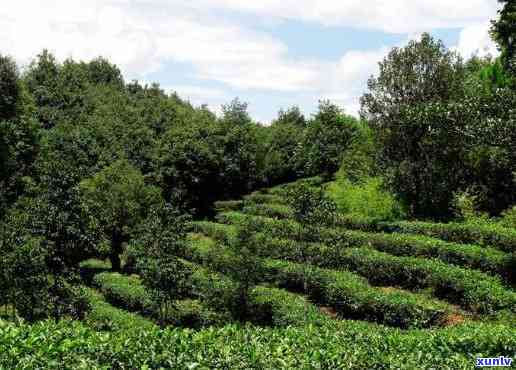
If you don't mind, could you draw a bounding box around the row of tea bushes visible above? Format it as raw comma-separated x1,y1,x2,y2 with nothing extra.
186,235,455,328
1,318,514,369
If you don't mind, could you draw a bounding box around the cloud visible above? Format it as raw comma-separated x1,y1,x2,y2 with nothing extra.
454,22,499,58
191,0,499,33
0,0,502,122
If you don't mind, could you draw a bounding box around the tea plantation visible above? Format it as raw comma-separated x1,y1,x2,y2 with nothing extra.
1,177,515,369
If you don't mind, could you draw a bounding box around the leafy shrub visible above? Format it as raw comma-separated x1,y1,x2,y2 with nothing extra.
214,200,245,212
327,177,405,221
249,286,330,327
83,287,155,331
243,193,286,205
93,273,153,314
218,212,512,281
0,319,514,369
187,234,452,328
79,259,111,285
383,220,516,253
501,205,516,228
265,259,451,328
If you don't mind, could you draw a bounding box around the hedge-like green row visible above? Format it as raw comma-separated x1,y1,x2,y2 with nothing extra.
79,259,112,285
240,189,516,255
1,318,514,369
381,220,516,254
249,286,331,327
216,212,513,281
190,221,237,244
266,176,324,196
242,203,293,219
213,200,245,212
187,235,455,328
83,287,156,332
93,271,228,328
265,259,453,329
93,273,153,314
195,218,516,314
337,248,516,315
243,193,286,205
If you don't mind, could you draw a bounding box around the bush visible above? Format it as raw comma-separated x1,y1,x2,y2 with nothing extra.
241,203,293,220
210,215,516,313
218,212,512,281
249,286,330,327
265,259,451,329
213,200,245,212
93,271,228,327
382,220,516,253
187,233,452,328
83,287,155,332
0,319,514,369
79,259,111,285
93,273,153,314
327,177,405,221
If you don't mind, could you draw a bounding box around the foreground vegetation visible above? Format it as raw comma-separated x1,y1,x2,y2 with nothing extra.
1,2,515,368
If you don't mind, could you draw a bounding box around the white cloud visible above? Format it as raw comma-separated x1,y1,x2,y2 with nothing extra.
0,0,502,121
192,0,499,33
454,22,499,58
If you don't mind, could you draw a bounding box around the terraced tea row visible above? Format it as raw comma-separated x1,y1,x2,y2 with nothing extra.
193,220,516,314
186,234,463,328
215,211,514,284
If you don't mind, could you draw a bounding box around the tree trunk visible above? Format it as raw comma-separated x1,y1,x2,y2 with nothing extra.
110,233,123,272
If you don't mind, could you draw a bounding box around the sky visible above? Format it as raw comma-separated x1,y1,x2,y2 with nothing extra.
0,0,501,123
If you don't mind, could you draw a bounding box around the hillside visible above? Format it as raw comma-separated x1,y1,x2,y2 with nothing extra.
1,177,514,368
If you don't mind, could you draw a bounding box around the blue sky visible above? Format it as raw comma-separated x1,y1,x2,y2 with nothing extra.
1,0,500,123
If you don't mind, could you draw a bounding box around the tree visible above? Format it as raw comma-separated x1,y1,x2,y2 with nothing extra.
262,108,305,186
78,159,162,271
286,183,337,261
276,106,306,127
131,204,192,327
221,98,252,126
491,0,516,76
214,218,266,321
298,101,358,180
360,34,468,219
0,55,20,122
0,55,39,219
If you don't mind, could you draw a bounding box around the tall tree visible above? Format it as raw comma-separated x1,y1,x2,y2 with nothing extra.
360,34,468,218
78,159,162,271
132,204,192,327
491,0,516,76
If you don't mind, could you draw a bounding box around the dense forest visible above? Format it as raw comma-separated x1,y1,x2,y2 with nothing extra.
0,1,515,368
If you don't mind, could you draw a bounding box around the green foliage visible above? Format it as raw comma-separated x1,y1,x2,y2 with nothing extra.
286,183,337,227
383,220,516,254
83,287,156,332
78,159,162,271
361,34,470,219
491,0,516,76
265,258,451,329
131,204,192,326
1,319,514,369
327,177,405,221
0,54,20,122
216,212,516,313
212,218,267,321
93,272,153,313
249,286,329,327
297,101,359,179
501,205,516,228
337,121,377,182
